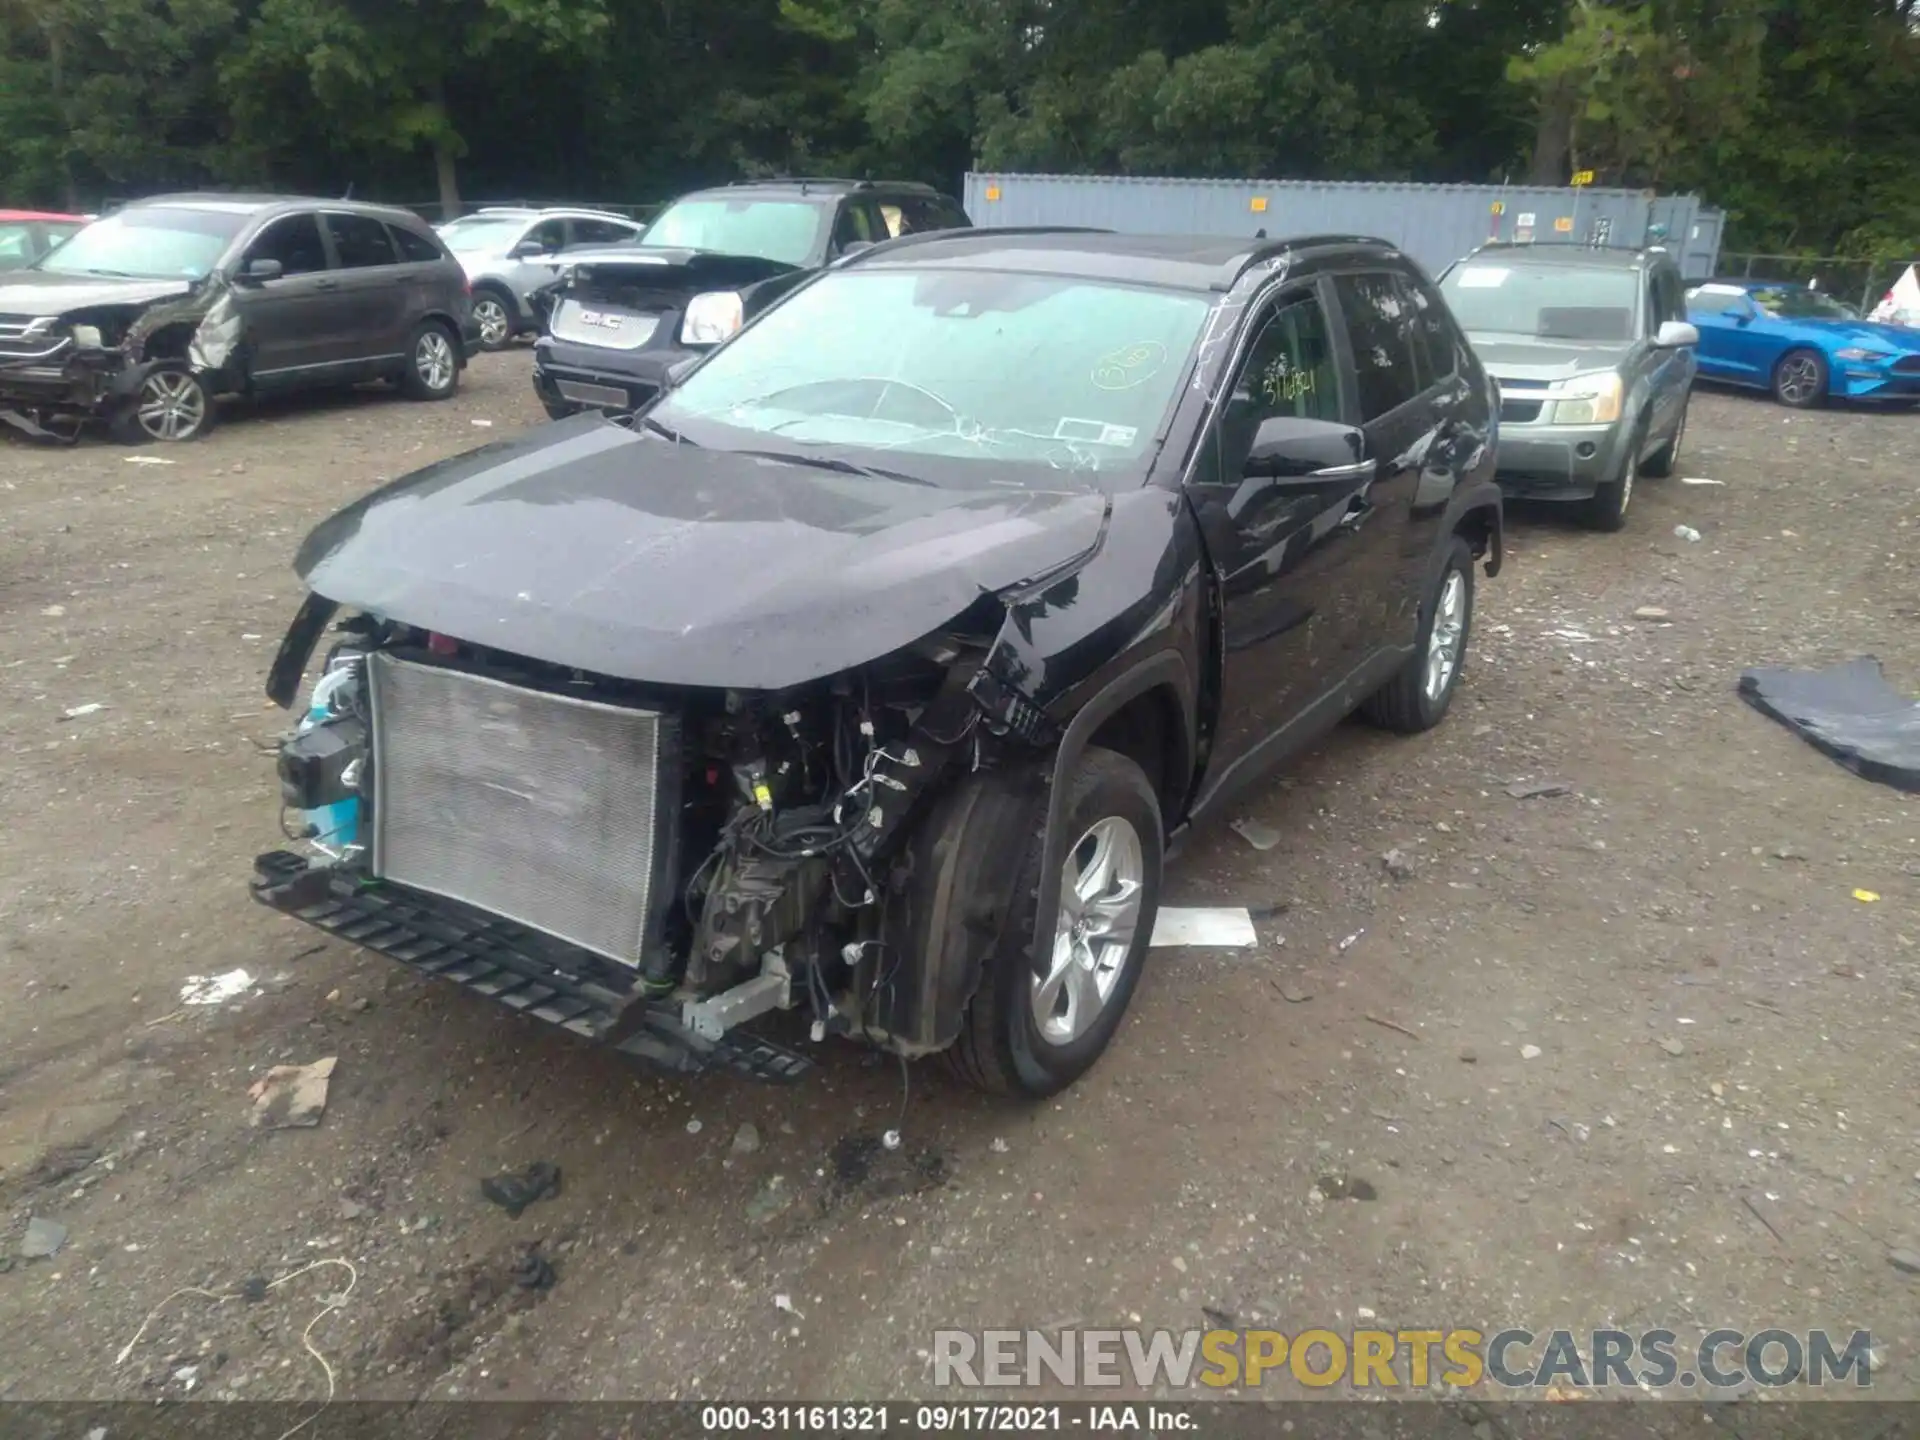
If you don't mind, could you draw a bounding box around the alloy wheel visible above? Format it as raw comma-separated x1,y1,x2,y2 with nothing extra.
1777,355,1822,405
136,370,207,441
473,298,510,348
1031,816,1145,1045
1424,568,1467,703
416,330,455,392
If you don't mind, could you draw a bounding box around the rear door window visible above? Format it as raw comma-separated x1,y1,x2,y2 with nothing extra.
1332,272,1425,419
326,212,397,269
245,214,329,276
389,224,444,264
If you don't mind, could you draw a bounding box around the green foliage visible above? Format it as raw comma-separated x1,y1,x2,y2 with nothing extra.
0,0,1913,255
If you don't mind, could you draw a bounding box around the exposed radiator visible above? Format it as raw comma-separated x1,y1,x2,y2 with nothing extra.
367,652,671,968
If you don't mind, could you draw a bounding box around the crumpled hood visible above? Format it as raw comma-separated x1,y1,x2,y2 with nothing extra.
294,414,1110,690
0,270,194,317
1470,336,1635,384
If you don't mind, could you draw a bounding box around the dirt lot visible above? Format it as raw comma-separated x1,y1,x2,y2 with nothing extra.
2,355,1917,1407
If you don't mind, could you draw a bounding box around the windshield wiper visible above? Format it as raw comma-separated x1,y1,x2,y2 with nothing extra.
639,415,696,445
78,267,142,279
732,448,937,487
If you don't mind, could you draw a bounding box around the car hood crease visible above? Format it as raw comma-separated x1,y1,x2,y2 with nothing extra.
294,414,1112,690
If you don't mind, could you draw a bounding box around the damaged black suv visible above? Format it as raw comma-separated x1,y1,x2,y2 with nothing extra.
252,229,1503,1098
0,194,478,444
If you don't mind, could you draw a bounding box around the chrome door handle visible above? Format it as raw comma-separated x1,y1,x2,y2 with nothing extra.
1311,460,1376,480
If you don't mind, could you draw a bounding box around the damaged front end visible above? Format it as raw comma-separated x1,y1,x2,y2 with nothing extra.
252,592,1069,1083
0,279,233,443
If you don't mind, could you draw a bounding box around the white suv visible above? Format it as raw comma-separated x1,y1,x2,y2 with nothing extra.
437,206,644,349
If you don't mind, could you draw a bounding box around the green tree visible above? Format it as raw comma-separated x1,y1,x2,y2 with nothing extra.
224,0,611,215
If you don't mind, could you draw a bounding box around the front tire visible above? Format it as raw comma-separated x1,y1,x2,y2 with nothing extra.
1359,536,1475,733
107,362,213,444
470,288,516,351
1772,348,1828,409
400,321,459,401
1641,400,1686,478
1580,433,1638,532
945,747,1162,1098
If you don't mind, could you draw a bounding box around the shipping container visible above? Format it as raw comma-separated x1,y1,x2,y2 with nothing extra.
963,173,1722,279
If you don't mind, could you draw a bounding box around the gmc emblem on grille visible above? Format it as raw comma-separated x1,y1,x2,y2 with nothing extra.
577,310,623,330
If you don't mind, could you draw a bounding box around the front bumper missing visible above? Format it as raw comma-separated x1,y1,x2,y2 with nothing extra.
250,850,811,1082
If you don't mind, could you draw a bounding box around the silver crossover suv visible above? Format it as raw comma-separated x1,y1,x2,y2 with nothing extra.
1439,243,1698,531
437,206,644,349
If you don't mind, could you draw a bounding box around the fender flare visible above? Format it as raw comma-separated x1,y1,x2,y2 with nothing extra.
1026,650,1195,976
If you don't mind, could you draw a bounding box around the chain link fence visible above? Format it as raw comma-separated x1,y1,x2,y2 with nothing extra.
1718,253,1919,318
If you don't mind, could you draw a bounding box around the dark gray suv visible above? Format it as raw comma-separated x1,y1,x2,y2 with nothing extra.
1439,243,1698,531
0,194,480,444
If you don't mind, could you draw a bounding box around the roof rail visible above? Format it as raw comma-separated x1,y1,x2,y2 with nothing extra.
1229,232,1399,284
727,175,861,188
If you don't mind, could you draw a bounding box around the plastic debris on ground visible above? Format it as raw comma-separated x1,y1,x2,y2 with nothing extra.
1149,906,1258,948
1506,779,1572,800
20,1217,68,1260
1854,889,1881,903
1228,817,1280,851
1738,656,1920,794
179,968,255,1006
1673,525,1703,542
1679,476,1725,486
480,1160,562,1217
59,702,106,720
123,455,176,465
248,1055,336,1128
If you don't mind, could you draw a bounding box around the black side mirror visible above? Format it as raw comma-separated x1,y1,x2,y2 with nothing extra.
240,257,283,283
1242,415,1367,479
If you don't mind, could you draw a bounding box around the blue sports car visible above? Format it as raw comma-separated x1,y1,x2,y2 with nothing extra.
1686,280,1920,408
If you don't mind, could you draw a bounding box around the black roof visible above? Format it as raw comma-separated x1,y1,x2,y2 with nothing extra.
848,228,1407,291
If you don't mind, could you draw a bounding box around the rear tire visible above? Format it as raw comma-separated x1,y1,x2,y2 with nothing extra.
945,747,1162,1098
400,321,459,401
1771,348,1828,409
1359,536,1475,734
471,287,516,351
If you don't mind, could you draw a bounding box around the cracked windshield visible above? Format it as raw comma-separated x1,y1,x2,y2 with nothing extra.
659,268,1212,479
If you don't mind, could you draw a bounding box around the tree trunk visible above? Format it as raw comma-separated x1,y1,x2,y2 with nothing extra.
1527,93,1573,186
46,23,79,212
428,75,461,219
434,138,461,220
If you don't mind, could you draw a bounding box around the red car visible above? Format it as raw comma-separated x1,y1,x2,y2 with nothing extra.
0,209,87,271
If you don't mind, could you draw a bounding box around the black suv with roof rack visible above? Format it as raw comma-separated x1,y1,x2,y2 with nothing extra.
529,177,970,419
256,227,1501,1099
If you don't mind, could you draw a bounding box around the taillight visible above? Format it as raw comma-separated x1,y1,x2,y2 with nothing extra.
427,632,458,656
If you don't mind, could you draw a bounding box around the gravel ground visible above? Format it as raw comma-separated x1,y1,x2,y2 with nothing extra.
1,357,1917,1407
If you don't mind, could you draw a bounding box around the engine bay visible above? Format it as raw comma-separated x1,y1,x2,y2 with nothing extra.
272,609,1016,1061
